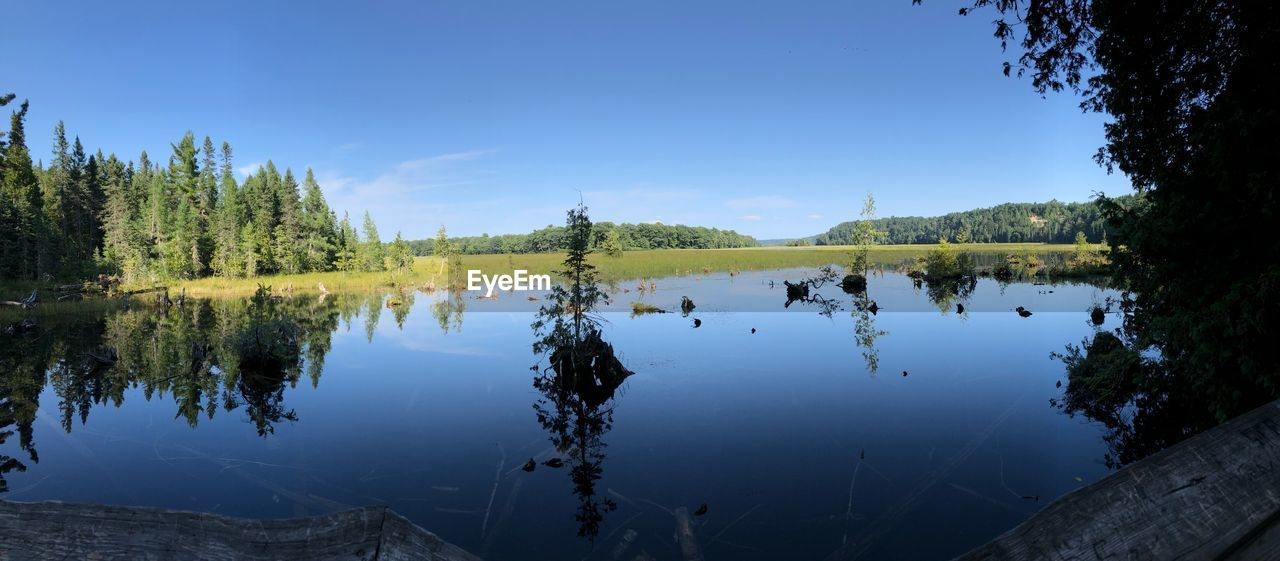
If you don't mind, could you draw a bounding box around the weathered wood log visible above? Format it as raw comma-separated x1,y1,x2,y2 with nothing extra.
1,289,38,308
673,506,705,561
0,500,483,561
952,399,1280,561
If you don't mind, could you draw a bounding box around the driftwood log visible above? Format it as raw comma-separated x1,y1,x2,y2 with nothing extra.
0,501,483,561
0,289,38,308
673,506,705,561
952,399,1280,561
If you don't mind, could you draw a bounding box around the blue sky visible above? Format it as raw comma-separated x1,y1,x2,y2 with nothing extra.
3,0,1129,240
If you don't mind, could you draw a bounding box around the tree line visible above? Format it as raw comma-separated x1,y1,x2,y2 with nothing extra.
408,221,759,256
814,199,1127,246
0,93,411,283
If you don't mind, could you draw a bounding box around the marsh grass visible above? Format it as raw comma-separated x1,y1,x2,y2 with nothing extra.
1,243,1099,299
629,301,667,316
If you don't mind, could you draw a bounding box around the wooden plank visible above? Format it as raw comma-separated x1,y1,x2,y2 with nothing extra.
0,500,482,561
953,400,1280,561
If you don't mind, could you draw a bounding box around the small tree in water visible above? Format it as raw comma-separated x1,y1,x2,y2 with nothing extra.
842,193,882,293
529,203,629,540
534,203,609,352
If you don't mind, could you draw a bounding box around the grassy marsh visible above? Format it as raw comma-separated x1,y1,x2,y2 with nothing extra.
2,243,1102,299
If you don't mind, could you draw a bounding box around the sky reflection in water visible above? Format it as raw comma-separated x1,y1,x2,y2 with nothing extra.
0,268,1118,561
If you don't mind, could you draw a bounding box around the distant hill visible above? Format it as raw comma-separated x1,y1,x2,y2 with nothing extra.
815,199,1128,245
409,221,759,255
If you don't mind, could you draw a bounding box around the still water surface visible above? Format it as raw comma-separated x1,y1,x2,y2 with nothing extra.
0,268,1118,560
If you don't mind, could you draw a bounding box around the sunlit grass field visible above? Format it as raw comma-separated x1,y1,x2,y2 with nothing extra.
155,243,1088,297
0,243,1096,301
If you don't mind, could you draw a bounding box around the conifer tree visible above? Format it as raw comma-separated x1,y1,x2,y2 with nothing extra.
273,169,303,274
335,212,358,272
359,211,385,272
0,100,42,279
387,231,413,273
299,168,336,271
211,142,242,277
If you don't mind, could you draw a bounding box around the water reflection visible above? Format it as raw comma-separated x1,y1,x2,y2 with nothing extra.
528,220,633,540
0,266,1165,560
531,327,631,540
0,288,397,492
1052,325,1217,469
432,292,466,334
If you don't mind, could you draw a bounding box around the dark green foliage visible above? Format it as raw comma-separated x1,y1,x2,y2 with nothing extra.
299,168,337,272
0,98,43,279
816,199,1121,245
533,203,610,354
410,221,759,256
938,0,1280,465
0,108,382,282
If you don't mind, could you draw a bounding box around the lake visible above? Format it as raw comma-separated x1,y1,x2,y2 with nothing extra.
0,267,1119,560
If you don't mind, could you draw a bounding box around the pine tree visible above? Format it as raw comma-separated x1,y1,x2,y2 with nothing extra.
0,100,42,279
299,168,336,271
387,231,413,273
273,169,303,274
41,121,74,272
433,225,454,274
359,210,385,271
98,153,132,276
334,212,358,272
211,143,242,277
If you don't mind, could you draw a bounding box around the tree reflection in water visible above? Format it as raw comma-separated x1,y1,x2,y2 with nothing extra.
528,202,633,541
531,328,631,540
0,287,394,492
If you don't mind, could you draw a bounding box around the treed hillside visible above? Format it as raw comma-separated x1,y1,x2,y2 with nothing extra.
0,93,406,283
815,200,1126,245
409,222,758,255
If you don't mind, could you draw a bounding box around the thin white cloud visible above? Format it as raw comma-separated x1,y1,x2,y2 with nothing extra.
807,214,825,220
739,215,763,221
395,149,497,171
236,162,263,177
333,141,363,153
314,149,498,237
726,196,799,210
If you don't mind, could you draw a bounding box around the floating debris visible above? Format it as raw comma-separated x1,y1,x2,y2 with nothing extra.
692,318,701,328
902,371,908,377
681,296,696,314
694,503,708,517
957,303,965,314
543,458,564,468
521,459,536,472
750,328,757,334
1016,306,1033,318
1090,306,1105,325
